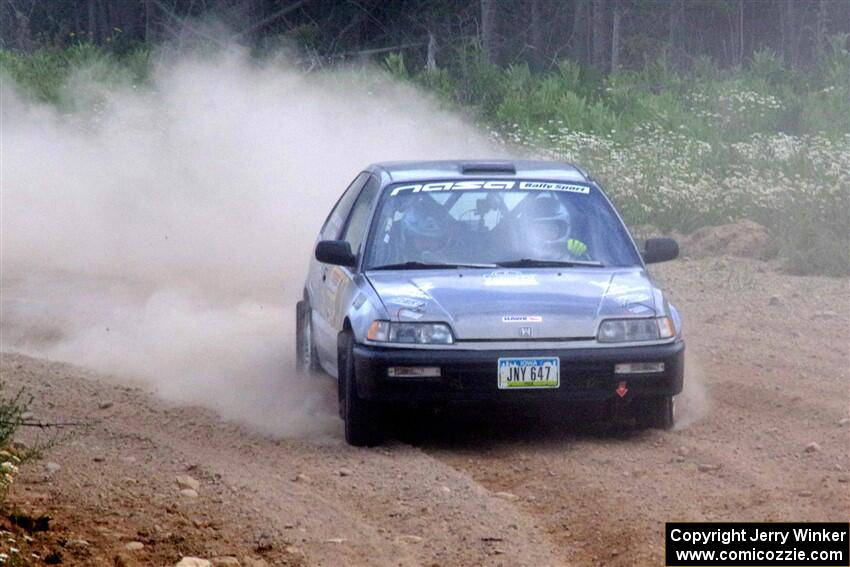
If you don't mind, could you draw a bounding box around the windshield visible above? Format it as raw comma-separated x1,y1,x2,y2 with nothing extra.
364,180,640,269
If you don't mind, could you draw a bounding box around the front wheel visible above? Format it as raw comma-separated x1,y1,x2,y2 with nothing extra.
635,396,675,430
338,331,382,446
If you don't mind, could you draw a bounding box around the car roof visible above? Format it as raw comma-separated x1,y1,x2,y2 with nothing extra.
367,160,590,185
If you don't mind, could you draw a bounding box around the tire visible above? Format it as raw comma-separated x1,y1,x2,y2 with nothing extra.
636,396,675,430
338,331,381,446
295,299,320,375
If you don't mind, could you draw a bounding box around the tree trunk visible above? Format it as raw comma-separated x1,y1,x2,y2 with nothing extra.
529,0,546,70
567,0,589,66
815,0,829,57
668,0,685,53
738,0,744,67
88,0,97,42
481,0,501,65
722,0,747,67
11,11,32,51
144,0,152,42
591,0,609,73
780,0,795,67
115,1,140,41
611,3,623,72
98,0,111,44
426,31,437,71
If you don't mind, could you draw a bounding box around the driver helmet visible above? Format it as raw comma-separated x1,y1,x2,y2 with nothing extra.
526,194,571,258
400,196,446,259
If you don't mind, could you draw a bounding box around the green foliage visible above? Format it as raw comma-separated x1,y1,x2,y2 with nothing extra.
2,39,847,275
0,385,29,450
404,36,848,276
0,43,150,107
0,384,30,502
284,23,322,52
383,51,407,78
799,35,850,138
749,49,788,87
493,63,619,135
0,48,68,102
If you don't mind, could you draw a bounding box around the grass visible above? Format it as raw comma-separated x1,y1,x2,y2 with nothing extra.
400,40,850,276
0,384,30,504
0,43,150,108
2,40,848,275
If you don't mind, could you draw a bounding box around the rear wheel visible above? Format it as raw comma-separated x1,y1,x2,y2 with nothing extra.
636,396,675,430
338,331,382,446
295,299,320,375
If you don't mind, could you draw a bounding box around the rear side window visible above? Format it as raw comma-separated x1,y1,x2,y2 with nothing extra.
341,176,380,256
321,172,369,240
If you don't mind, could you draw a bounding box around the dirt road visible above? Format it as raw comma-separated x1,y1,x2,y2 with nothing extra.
2,257,848,566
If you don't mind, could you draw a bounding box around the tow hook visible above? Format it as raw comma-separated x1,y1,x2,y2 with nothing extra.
615,381,629,398
609,380,631,422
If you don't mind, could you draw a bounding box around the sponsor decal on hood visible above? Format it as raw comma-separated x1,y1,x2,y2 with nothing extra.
398,308,425,320
385,296,426,309
482,270,539,286
502,315,543,323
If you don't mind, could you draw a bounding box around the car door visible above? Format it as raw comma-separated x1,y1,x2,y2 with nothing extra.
315,175,381,368
309,172,371,367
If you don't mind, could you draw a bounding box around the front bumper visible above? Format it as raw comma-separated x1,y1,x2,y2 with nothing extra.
352,340,684,403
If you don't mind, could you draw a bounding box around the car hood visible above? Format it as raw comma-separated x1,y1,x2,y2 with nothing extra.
365,268,660,341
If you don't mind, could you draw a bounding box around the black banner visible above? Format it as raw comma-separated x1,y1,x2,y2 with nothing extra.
666,522,850,566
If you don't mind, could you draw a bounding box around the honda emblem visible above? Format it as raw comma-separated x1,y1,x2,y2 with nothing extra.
519,326,533,337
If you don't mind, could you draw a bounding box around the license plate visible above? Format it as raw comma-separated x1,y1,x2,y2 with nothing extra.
497,357,560,389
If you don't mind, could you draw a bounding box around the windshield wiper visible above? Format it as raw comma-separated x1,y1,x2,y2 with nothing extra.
370,261,497,270
495,258,605,268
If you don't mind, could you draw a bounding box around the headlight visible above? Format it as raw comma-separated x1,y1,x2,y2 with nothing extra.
367,321,454,345
597,316,676,343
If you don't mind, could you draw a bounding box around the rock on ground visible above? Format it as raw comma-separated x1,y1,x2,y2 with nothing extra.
176,475,200,491
114,552,140,567
175,558,212,567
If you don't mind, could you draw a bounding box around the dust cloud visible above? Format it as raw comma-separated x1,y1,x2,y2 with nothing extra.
0,46,500,437
675,354,709,429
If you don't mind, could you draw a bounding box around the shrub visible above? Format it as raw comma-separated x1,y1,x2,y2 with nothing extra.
0,384,30,502
3,41,848,275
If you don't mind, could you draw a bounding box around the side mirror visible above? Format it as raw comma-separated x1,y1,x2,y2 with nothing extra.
643,237,679,264
315,240,356,268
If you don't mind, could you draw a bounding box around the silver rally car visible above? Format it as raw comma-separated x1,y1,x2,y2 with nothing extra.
297,160,684,445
